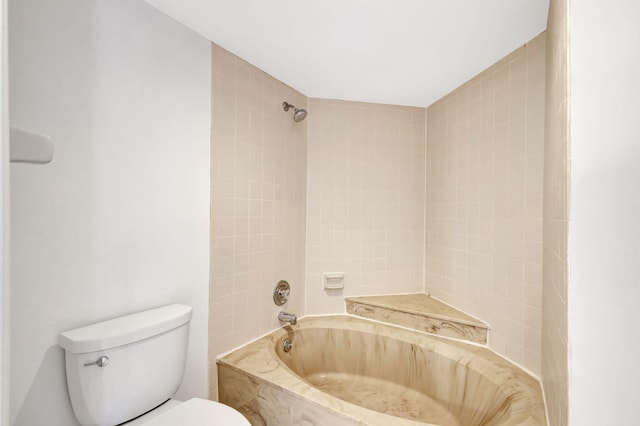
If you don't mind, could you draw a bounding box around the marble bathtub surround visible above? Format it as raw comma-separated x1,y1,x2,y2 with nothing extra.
218,315,545,425
346,293,489,344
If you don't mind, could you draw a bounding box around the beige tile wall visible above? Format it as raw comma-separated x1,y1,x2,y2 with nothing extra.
542,0,569,423
305,99,426,314
209,43,307,397
425,33,546,375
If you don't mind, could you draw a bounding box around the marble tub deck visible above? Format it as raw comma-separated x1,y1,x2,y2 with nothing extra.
346,293,489,344
218,315,545,425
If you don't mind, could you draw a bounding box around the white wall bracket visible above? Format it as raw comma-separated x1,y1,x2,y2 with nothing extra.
10,127,54,164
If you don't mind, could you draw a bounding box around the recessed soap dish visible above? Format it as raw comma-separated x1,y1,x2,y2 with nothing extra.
323,273,344,290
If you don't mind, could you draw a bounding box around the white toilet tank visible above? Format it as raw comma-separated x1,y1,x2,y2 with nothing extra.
58,304,193,426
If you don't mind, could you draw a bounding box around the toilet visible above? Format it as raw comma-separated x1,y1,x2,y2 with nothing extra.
58,304,249,426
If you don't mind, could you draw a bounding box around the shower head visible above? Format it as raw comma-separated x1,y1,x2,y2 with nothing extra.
283,101,308,122
293,108,307,122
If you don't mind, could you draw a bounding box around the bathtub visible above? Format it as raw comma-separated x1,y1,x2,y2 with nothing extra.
217,315,546,425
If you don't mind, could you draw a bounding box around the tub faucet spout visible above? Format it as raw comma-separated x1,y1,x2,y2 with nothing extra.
278,311,297,325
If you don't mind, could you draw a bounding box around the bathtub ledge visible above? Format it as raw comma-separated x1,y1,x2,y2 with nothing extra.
345,293,489,344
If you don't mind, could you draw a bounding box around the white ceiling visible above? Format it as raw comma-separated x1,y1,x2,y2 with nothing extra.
146,0,549,107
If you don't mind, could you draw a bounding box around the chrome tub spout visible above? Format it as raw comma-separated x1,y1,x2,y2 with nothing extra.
278,311,297,325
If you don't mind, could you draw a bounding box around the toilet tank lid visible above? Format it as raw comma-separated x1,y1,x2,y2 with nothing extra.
58,304,192,354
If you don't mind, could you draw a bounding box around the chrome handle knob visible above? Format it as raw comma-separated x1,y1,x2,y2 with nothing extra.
273,280,291,306
84,356,109,367
277,288,289,298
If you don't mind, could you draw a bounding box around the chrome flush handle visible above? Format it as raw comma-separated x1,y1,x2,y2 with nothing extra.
84,356,109,367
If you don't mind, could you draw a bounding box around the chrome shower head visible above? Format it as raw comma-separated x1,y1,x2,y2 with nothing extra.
283,101,308,122
293,108,307,122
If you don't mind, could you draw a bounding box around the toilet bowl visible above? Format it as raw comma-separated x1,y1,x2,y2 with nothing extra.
128,398,249,426
58,304,248,426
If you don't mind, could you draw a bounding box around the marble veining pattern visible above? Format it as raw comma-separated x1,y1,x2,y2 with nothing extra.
346,294,488,344
218,315,545,425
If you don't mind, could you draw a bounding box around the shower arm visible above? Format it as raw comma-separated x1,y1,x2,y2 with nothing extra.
282,101,296,111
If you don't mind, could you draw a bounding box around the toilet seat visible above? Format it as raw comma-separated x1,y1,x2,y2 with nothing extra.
141,398,250,426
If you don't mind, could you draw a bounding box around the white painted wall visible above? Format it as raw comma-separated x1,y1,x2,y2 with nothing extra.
568,0,640,424
9,1,211,425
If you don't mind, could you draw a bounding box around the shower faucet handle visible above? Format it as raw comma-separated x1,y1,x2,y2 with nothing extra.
276,286,289,298
273,280,291,306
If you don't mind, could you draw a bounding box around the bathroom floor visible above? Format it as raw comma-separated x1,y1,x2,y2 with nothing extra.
305,372,459,425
